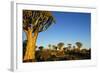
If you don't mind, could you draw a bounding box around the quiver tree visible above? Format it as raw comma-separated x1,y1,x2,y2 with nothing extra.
39,46,44,51
67,44,72,50
75,42,82,51
48,44,52,49
23,10,55,61
57,42,64,50
52,45,57,50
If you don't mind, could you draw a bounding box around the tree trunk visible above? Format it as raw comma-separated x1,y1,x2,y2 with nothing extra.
23,28,38,62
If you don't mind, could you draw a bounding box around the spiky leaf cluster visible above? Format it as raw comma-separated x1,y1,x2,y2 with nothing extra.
23,10,55,32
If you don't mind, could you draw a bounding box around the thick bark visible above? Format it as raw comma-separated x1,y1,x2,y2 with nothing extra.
23,28,38,61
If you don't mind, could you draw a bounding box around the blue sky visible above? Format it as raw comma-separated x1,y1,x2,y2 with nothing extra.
23,11,91,49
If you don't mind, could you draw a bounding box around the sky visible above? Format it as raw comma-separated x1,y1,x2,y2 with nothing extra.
23,11,91,49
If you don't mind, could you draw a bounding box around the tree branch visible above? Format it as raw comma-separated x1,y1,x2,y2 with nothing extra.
23,29,28,33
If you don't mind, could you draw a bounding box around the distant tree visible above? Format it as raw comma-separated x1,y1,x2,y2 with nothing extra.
23,40,27,49
48,44,52,49
23,40,27,59
57,42,64,50
73,46,76,50
67,44,72,50
75,42,82,51
63,47,67,51
39,46,44,51
52,45,57,50
23,10,55,61
81,48,87,53
88,48,91,52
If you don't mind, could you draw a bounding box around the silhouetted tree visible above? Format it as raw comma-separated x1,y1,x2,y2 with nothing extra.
23,40,27,59
23,40,27,49
23,10,55,61
48,44,52,49
75,42,82,51
73,46,76,49
39,46,44,51
57,42,64,50
67,44,72,50
52,45,57,50
63,47,66,51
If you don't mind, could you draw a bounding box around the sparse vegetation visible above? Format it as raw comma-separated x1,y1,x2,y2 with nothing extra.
22,10,91,63
23,41,91,62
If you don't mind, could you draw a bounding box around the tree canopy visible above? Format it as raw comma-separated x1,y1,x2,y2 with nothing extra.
75,42,82,48
23,10,55,32
57,42,64,49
